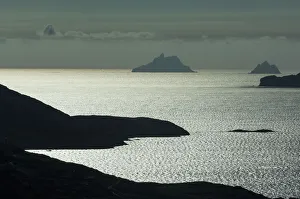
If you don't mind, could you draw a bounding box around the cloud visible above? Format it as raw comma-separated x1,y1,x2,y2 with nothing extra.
259,36,290,41
2,10,300,42
35,24,156,40
64,31,91,39
90,31,155,40
276,36,287,40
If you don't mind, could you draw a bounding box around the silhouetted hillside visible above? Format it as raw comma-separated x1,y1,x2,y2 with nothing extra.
259,73,300,87
0,84,189,149
0,144,271,199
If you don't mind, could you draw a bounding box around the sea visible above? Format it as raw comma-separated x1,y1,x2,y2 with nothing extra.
0,69,299,198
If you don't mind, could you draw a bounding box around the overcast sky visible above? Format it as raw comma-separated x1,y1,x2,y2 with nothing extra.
0,0,300,70
2,0,300,12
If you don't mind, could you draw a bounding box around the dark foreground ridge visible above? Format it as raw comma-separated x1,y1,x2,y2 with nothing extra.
1,144,271,199
229,129,275,133
249,61,281,74
132,53,195,72
0,84,189,149
259,73,300,87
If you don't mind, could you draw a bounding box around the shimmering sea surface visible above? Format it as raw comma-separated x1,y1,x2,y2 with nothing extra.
1,69,299,198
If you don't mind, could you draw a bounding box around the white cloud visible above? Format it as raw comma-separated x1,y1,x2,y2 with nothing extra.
90,31,155,40
35,28,156,41
64,31,90,39
259,36,272,40
276,36,287,40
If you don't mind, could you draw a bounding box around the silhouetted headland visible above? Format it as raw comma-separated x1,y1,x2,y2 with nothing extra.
249,61,281,74
132,53,195,72
1,144,272,199
0,84,189,149
259,73,300,87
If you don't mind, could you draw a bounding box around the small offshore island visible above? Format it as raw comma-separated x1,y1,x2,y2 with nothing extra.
132,53,195,72
249,61,281,74
43,24,56,36
260,73,300,87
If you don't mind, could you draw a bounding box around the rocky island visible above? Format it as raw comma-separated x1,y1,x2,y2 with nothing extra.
0,84,188,149
1,143,271,199
249,61,281,74
132,53,195,72
259,73,300,87
43,24,56,36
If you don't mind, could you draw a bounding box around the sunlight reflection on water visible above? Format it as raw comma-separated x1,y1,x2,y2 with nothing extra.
1,69,299,198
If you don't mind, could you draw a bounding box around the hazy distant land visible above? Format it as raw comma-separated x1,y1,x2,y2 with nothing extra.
250,61,281,74
132,53,195,73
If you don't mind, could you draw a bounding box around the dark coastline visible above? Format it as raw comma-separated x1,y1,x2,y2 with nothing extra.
259,73,300,88
1,144,272,199
0,84,188,149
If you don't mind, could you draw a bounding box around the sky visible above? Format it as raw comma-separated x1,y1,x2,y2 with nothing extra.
0,0,300,70
2,0,300,13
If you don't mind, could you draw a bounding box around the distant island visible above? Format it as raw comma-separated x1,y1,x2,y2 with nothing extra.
0,84,188,149
259,73,300,87
249,61,281,74
132,53,195,73
43,24,56,36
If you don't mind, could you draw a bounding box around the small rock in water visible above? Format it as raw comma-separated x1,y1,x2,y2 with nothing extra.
228,129,275,133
